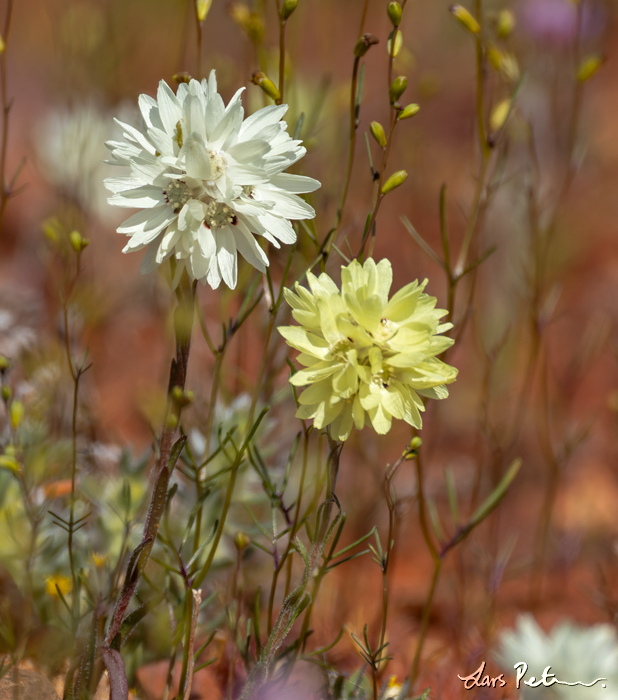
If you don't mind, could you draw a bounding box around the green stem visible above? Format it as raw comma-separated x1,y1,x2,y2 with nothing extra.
410,558,442,686
193,351,224,556
267,426,309,634
0,0,15,238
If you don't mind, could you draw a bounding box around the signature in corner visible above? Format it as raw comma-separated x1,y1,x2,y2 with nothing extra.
513,662,607,689
457,661,608,690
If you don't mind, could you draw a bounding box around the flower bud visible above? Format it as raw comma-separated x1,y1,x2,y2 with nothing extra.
487,45,519,82
387,29,402,57
577,54,603,82
398,103,420,119
196,0,213,22
2,385,11,402
0,35,5,54
166,413,179,430
490,98,510,132
251,71,281,102
280,0,298,20
496,9,515,38
389,75,408,104
171,386,195,407
449,5,481,35
353,33,379,58
381,170,408,194
0,355,9,373
0,454,19,472
69,230,89,253
388,2,402,27
93,552,108,568
234,531,251,551
403,436,422,459
230,4,264,43
370,121,387,148
10,400,24,429
173,72,192,84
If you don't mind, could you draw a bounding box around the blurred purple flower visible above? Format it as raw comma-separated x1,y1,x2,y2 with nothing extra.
521,0,606,42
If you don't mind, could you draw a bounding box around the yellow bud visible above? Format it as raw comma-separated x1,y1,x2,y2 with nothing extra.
10,400,24,429
2,385,11,401
450,5,481,35
0,35,5,54
230,4,264,43
251,71,281,102
234,531,251,551
69,230,89,253
92,552,108,568
42,218,62,245
196,0,213,22
370,121,387,148
387,29,403,58
171,386,194,407
0,455,19,472
173,72,192,84
353,33,379,58
403,436,422,460
166,413,179,430
381,170,408,195
497,9,515,38
487,44,502,71
487,45,519,82
398,103,420,119
280,0,298,20
0,355,9,372
490,98,511,132
388,2,402,27
577,54,603,82
389,75,408,104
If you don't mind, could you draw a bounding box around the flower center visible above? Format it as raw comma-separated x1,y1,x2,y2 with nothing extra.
208,151,226,181
375,317,396,343
164,180,192,213
204,202,237,229
330,338,353,358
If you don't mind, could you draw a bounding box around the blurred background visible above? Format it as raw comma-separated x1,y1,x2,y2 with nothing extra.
2,0,618,697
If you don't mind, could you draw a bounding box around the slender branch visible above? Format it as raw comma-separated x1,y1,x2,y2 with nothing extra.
104,278,196,647
0,0,15,237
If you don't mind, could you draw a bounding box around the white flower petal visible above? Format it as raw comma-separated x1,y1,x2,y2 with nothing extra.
233,226,269,272
104,176,147,194
256,189,315,220
197,224,216,259
157,81,182,135
269,173,321,194
255,212,296,244
216,228,238,289
121,206,176,251
182,136,213,180
239,104,288,140
109,185,164,208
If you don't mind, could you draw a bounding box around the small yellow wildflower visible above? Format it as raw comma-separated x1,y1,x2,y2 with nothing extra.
46,575,71,597
279,258,458,441
92,552,108,568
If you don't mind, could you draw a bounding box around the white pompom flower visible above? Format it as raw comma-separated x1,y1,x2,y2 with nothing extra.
104,72,319,289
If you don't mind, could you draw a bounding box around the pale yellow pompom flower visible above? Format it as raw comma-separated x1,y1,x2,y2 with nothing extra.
278,258,458,441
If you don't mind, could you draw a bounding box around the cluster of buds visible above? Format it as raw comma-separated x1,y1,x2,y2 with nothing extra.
167,386,195,430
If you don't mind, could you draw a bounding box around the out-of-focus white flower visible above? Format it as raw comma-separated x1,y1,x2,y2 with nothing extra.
105,71,319,289
36,103,114,220
495,614,618,700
